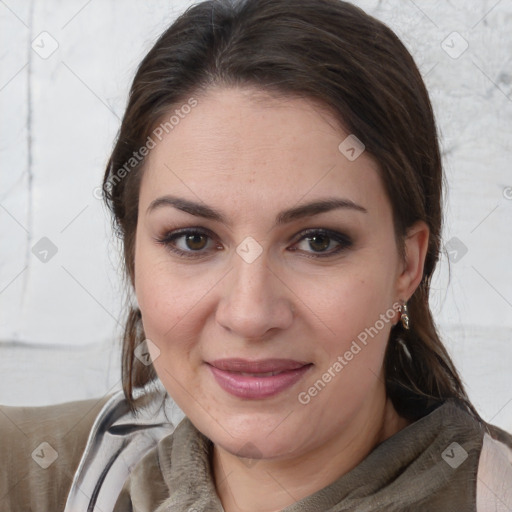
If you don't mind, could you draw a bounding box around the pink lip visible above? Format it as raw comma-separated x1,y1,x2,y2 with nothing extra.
207,358,313,399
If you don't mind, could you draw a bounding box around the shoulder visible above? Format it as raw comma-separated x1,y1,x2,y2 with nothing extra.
476,422,512,511
0,393,113,511
435,399,512,510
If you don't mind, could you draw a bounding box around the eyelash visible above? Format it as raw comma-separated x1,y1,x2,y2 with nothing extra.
154,227,353,259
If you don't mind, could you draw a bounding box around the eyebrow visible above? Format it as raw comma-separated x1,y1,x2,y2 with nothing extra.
146,195,367,225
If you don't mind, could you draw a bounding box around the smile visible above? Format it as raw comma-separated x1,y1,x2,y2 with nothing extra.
206,359,313,399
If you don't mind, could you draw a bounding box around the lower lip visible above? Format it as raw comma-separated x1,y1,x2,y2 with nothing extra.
207,364,312,399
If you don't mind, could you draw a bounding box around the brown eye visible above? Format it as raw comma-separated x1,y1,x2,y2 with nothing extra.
307,234,331,252
185,233,208,250
155,228,218,258
292,228,353,258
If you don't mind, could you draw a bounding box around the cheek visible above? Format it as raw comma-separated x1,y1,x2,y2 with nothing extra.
298,272,397,417
134,238,186,343
134,255,202,404
305,257,397,362
136,272,200,358
133,238,218,359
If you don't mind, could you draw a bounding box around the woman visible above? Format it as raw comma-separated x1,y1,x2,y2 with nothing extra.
1,0,511,510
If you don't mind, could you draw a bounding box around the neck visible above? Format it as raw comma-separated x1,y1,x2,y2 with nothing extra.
212,389,411,512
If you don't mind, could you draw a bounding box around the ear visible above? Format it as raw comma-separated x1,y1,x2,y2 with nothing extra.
395,220,430,301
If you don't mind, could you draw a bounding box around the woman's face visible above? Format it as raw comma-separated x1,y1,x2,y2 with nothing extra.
134,86,422,460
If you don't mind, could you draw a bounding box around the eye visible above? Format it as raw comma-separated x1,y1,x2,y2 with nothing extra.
290,228,352,258
155,227,352,259
155,228,221,258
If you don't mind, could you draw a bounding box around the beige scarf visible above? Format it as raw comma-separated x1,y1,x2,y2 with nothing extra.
113,397,491,511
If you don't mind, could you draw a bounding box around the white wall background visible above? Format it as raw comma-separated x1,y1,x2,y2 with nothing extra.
0,0,511,431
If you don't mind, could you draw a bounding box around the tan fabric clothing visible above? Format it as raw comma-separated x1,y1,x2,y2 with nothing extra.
113,399,511,512
0,394,111,511
2,390,512,511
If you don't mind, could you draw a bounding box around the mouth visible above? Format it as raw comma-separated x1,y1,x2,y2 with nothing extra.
206,358,313,399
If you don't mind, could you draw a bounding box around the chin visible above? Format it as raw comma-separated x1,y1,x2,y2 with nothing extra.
205,414,304,461
218,434,296,461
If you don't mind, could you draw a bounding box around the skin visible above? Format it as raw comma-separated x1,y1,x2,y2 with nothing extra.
133,86,429,512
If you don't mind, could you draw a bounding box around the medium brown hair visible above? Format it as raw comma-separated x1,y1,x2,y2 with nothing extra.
103,0,482,421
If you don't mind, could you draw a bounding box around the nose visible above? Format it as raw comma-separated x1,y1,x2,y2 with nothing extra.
215,250,295,340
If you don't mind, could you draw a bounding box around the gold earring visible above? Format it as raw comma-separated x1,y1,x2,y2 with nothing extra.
400,301,410,330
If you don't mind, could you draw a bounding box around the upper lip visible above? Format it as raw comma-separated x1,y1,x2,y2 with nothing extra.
207,358,311,373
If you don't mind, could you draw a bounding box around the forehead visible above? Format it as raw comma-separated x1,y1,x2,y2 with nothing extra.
140,86,385,217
